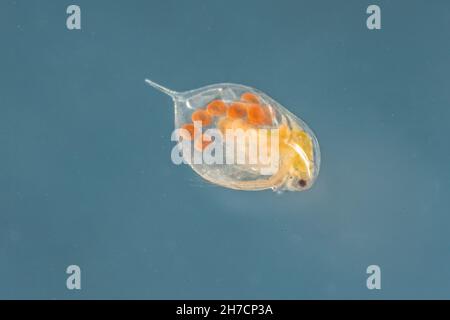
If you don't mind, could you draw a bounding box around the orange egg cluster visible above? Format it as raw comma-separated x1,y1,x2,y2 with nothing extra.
180,92,274,151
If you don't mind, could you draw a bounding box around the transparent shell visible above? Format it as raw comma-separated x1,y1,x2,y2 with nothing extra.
146,80,320,192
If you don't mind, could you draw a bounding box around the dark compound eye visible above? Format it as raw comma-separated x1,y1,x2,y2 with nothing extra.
298,179,307,188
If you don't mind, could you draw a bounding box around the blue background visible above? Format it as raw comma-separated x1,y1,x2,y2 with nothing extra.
1,0,449,299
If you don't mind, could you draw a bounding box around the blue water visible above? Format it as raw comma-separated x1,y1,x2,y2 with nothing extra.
1,0,450,299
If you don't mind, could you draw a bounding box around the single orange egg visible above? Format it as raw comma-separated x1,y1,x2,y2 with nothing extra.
227,102,248,119
191,109,212,126
207,100,228,116
247,104,272,126
241,92,260,104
